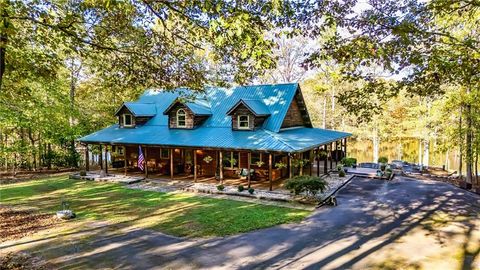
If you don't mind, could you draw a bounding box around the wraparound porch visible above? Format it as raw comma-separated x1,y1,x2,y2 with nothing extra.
82,139,347,191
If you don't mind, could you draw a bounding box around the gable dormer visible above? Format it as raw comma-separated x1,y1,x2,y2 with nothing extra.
163,99,211,129
114,102,156,128
280,88,312,129
226,99,270,131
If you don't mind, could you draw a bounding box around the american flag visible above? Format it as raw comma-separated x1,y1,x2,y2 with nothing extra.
138,146,145,171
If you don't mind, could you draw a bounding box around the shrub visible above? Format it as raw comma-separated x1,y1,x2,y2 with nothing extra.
336,164,343,171
79,170,87,176
378,156,389,164
284,176,327,197
341,157,357,167
339,169,346,177
216,184,225,191
237,185,245,192
248,188,255,194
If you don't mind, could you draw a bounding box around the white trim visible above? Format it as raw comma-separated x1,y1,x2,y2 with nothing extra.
177,109,186,127
123,114,133,127
237,115,250,129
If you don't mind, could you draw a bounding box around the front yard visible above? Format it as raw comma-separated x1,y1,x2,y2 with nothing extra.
0,175,310,238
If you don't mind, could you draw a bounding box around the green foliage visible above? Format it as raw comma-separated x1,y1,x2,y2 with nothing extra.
79,170,87,176
341,157,357,167
291,158,309,168
275,162,287,169
248,188,255,194
378,156,389,164
284,175,327,197
216,184,225,191
339,169,346,177
237,185,244,192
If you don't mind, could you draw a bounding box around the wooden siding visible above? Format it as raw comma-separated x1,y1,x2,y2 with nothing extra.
281,90,310,128
168,103,209,129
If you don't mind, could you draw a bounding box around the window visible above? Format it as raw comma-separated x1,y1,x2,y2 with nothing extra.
237,115,250,129
160,149,170,159
123,114,133,127
177,109,186,127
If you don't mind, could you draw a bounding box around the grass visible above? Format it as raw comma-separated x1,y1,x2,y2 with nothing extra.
0,176,310,237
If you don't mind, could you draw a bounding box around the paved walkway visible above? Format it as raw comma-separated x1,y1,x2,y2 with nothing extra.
2,176,479,269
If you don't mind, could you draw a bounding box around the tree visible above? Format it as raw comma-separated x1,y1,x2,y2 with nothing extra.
1,0,293,91
300,0,480,185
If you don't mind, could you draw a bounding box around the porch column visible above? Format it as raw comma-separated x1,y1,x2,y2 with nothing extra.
344,138,348,157
329,142,333,170
299,152,304,176
144,146,148,178
99,145,103,170
124,146,127,176
104,145,109,174
84,144,89,172
170,149,174,179
309,149,314,176
288,154,292,178
324,145,328,174
194,149,197,182
247,152,251,188
268,153,273,191
317,147,320,177
219,151,223,183
335,141,339,164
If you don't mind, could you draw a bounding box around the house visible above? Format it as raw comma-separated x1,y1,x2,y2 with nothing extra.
78,83,351,190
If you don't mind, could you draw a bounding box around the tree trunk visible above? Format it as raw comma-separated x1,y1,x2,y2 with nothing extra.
0,1,9,91
418,139,422,167
28,128,37,171
423,139,429,167
466,103,473,184
372,128,380,163
459,108,463,178
47,143,52,170
322,96,327,129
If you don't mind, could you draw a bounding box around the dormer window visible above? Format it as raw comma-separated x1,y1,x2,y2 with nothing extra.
123,114,133,127
237,115,250,130
177,109,186,127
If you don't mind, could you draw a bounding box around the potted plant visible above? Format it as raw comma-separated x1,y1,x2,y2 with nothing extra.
378,156,388,171
255,160,265,167
275,162,287,169
228,157,237,167
203,155,213,163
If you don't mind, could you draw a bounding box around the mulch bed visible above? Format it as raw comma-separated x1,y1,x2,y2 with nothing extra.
0,207,60,243
0,252,50,270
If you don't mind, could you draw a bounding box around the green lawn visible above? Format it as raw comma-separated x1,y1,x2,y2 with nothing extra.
0,176,310,237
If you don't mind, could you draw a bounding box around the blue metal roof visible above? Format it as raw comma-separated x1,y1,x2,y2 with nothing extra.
79,125,350,152
226,99,271,116
79,83,352,152
242,99,271,116
115,102,157,117
184,102,212,115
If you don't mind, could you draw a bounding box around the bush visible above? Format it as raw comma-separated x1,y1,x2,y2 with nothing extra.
79,170,87,176
339,169,346,177
341,157,357,167
237,185,245,192
378,156,389,164
248,188,255,194
216,184,225,191
284,176,327,197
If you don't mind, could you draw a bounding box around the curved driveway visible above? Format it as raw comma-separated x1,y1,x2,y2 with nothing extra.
3,176,480,269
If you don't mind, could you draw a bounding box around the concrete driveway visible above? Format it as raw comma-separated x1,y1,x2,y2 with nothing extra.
2,176,479,269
